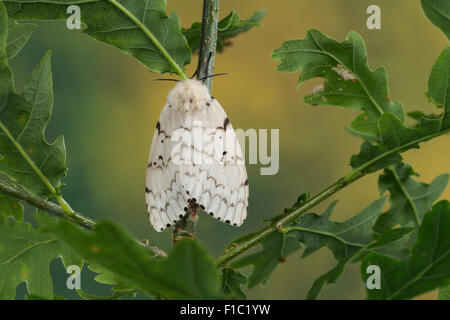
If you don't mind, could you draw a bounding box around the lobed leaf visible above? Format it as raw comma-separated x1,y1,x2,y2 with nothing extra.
0,3,67,197
375,163,449,233
231,231,300,288
428,46,450,127
39,217,225,299
306,227,412,300
6,20,36,59
0,50,67,197
5,0,191,76
350,141,402,173
289,198,386,260
76,288,136,300
221,267,247,300
272,29,404,141
361,201,450,299
0,218,77,299
438,285,450,300
88,263,140,294
421,0,450,40
377,47,450,150
0,192,23,222
350,47,450,176
231,197,413,292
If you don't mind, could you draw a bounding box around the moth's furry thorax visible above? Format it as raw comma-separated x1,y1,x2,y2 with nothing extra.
167,79,211,112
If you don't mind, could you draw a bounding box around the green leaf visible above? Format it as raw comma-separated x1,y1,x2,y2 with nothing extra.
288,198,387,260
428,46,450,126
283,192,310,215
438,285,450,300
378,113,443,151
40,218,224,299
0,1,13,98
375,163,449,232
88,263,138,293
0,192,23,222
421,0,450,40
350,141,402,173
306,227,412,300
361,201,450,300
26,294,65,300
76,287,137,300
183,10,266,53
272,30,404,141
6,21,36,59
5,0,191,77
232,231,301,288
265,192,309,224
376,47,450,152
34,210,83,270
293,198,413,300
0,6,67,198
0,50,67,197
407,111,442,122
0,218,72,299
349,47,450,176
221,267,247,300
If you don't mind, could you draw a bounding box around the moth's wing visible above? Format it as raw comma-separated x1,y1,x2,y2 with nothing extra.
179,99,249,227
146,104,187,232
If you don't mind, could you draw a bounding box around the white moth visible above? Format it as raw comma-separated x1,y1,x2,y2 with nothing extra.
146,79,249,232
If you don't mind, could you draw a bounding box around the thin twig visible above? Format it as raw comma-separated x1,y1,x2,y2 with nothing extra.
0,179,96,229
0,178,167,258
141,239,168,258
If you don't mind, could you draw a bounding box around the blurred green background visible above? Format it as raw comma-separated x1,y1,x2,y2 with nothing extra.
11,0,449,299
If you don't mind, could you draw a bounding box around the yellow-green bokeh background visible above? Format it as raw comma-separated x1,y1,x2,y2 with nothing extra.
11,0,449,299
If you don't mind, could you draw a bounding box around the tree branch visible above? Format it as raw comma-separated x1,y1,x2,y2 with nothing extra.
0,178,167,258
0,179,96,229
196,0,220,90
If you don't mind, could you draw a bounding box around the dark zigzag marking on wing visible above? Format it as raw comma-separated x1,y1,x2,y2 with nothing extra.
147,168,248,222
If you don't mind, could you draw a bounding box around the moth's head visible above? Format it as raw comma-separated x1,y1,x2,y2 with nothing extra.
167,79,210,112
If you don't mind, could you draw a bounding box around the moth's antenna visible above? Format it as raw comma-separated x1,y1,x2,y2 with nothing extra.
191,69,198,79
152,78,181,82
197,73,228,81
203,52,214,80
